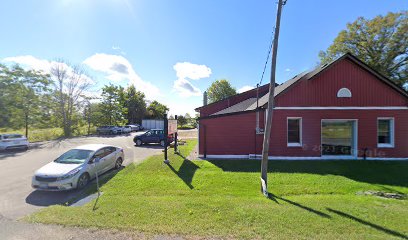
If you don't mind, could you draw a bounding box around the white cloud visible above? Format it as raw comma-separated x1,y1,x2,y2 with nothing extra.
112,45,126,55
83,53,160,99
238,85,254,93
3,55,53,74
285,68,291,72
172,62,211,97
173,78,201,97
2,55,94,85
173,62,211,80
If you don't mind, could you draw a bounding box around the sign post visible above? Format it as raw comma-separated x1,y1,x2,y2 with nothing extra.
163,114,169,164
174,115,178,153
92,158,101,211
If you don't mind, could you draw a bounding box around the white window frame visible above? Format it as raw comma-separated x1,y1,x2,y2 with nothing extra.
287,117,302,147
377,117,394,148
337,88,352,98
321,119,358,158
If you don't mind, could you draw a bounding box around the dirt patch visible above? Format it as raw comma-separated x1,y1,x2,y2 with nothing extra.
357,190,407,200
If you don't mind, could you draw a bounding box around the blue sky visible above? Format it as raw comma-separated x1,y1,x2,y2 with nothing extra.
1,0,407,115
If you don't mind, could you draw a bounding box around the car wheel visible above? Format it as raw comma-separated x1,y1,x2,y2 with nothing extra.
160,140,165,147
77,173,90,189
136,139,142,146
115,157,123,169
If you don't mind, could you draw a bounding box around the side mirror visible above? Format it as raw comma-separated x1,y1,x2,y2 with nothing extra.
89,157,101,164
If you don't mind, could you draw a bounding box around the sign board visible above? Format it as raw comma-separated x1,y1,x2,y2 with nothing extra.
168,119,177,134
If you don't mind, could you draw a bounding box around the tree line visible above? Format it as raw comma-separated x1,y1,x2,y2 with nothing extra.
0,61,169,138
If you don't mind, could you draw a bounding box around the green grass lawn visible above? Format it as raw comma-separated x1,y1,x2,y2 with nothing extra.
27,139,408,239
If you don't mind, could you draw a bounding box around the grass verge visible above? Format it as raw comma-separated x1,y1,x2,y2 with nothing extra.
0,125,96,142
26,140,408,239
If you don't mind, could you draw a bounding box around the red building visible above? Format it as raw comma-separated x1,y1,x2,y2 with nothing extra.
195,53,408,160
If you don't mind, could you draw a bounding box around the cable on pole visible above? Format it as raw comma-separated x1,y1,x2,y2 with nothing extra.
259,28,275,86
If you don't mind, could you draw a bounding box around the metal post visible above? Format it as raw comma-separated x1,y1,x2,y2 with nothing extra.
174,115,178,153
260,0,286,197
164,113,169,164
95,167,100,196
256,83,260,108
92,159,101,211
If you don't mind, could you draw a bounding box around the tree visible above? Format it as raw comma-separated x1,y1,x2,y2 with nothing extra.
177,115,187,127
207,79,237,103
100,84,126,125
184,113,193,126
319,11,408,88
146,101,169,119
126,85,146,124
0,64,51,137
51,61,91,137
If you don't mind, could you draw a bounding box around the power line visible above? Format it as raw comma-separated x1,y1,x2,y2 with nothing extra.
259,28,275,86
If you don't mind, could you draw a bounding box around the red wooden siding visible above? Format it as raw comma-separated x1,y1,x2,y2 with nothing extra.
199,112,258,155
275,59,407,107
197,55,408,159
199,109,408,158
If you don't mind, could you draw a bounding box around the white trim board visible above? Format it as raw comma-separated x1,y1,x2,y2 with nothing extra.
199,154,408,161
274,107,408,110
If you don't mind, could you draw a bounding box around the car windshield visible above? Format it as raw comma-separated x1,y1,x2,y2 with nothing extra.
3,134,23,139
54,149,94,164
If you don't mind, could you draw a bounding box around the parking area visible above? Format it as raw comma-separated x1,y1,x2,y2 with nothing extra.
0,131,163,220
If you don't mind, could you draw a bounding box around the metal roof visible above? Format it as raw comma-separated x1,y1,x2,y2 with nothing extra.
211,71,309,116
206,53,408,117
211,98,258,115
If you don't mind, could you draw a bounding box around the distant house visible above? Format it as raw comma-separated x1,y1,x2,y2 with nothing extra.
195,53,408,160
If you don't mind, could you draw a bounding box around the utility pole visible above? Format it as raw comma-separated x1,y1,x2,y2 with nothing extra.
260,0,286,196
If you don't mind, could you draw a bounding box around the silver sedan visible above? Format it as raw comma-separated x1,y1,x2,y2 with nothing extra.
32,144,124,191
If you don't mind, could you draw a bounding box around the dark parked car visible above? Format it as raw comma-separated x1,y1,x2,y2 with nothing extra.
133,129,173,147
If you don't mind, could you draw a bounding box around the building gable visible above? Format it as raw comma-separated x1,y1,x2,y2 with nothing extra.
275,55,408,107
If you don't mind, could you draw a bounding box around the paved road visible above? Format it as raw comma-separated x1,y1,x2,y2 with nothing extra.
0,132,163,220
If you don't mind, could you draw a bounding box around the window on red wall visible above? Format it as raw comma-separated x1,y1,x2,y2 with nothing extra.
287,118,302,147
377,118,394,148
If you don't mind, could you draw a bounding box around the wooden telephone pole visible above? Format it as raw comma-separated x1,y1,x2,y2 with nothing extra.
260,0,287,196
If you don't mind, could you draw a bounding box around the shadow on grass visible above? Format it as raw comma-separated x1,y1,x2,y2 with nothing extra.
327,208,408,239
166,152,200,189
268,193,331,219
26,167,124,207
208,160,408,188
